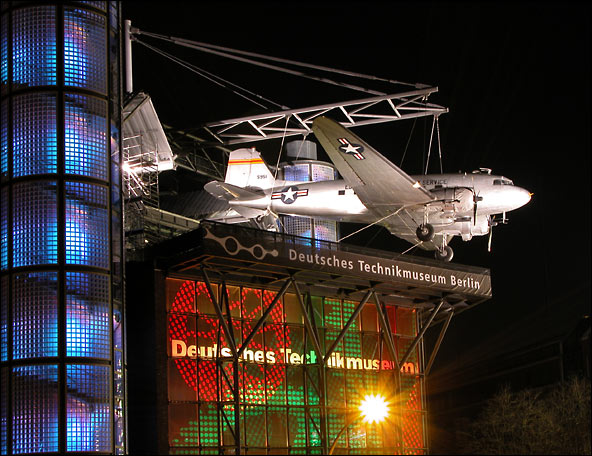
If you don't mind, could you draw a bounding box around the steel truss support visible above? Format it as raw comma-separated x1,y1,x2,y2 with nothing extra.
197,269,434,453
425,309,454,377
400,300,445,367
205,89,448,145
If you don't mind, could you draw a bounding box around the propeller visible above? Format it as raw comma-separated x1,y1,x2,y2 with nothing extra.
472,189,483,226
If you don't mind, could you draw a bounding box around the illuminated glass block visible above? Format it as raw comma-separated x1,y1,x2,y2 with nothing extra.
12,93,58,176
12,271,58,359
0,367,6,455
12,181,58,266
283,163,310,182
314,219,337,242
79,1,108,13
66,272,110,358
64,94,108,179
65,181,109,268
66,364,111,452
0,100,7,179
12,6,57,87
311,163,335,182
0,277,7,361
64,8,107,94
0,187,7,270
0,14,7,94
12,365,59,454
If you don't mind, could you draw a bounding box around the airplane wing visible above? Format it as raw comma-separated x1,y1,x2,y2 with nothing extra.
312,117,434,220
204,181,264,201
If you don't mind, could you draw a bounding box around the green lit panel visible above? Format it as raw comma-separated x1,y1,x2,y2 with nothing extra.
323,297,341,328
221,404,243,447
286,366,304,406
305,366,321,406
306,407,322,448
326,370,345,407
345,370,364,407
198,403,219,447
169,404,197,448
287,407,306,448
244,405,265,448
327,411,347,448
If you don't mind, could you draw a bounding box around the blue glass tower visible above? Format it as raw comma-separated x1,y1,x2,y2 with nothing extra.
1,2,125,453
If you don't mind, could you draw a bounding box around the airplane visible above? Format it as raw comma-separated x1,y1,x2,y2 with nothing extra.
204,116,531,261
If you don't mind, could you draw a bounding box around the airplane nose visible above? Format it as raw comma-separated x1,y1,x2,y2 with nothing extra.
515,187,532,209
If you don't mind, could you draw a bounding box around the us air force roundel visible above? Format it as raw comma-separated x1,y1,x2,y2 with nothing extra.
337,137,365,160
271,186,309,204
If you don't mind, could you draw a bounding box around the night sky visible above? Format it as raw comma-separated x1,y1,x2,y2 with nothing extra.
122,1,590,382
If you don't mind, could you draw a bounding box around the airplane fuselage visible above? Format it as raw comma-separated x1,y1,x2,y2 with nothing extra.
230,171,531,233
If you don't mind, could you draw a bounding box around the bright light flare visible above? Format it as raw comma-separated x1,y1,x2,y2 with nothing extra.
359,393,389,424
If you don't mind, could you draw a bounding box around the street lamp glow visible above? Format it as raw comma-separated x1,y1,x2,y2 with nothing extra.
359,393,389,424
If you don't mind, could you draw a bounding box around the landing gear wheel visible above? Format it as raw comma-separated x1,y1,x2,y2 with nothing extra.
416,224,435,242
435,245,454,262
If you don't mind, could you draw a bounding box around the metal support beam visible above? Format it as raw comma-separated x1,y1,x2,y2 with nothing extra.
424,309,454,377
201,267,238,357
400,300,444,367
238,278,291,358
324,289,373,362
205,89,448,145
374,292,400,372
291,279,324,363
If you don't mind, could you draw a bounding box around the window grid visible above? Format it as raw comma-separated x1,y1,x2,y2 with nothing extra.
65,181,109,268
12,181,58,267
64,8,107,94
12,6,57,87
66,364,111,452
167,279,425,453
12,365,59,454
1,276,7,362
66,272,110,358
311,164,335,182
12,271,58,359
1,14,7,93
12,93,58,176
283,164,310,182
0,100,7,178
64,94,108,179
1,187,7,270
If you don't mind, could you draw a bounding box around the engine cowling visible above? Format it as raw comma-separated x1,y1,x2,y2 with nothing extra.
430,187,474,214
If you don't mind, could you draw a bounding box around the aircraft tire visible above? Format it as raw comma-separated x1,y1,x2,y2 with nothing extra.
416,224,435,242
434,246,454,262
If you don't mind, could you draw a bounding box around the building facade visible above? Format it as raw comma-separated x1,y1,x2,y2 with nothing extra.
0,1,125,453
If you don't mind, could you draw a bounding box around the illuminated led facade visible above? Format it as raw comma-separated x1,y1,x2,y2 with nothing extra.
0,2,125,454
166,278,426,454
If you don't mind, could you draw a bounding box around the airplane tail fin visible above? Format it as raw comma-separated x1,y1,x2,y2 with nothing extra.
224,148,276,189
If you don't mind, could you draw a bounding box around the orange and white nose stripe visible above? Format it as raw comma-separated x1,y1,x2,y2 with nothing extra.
228,158,265,165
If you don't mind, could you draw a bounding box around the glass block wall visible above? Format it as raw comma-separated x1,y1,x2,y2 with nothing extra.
0,2,125,454
166,278,427,454
280,159,339,242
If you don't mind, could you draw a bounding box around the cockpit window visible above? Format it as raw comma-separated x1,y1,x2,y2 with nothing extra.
493,179,513,185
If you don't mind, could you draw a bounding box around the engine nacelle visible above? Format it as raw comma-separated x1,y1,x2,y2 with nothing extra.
431,187,474,214
460,216,490,241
